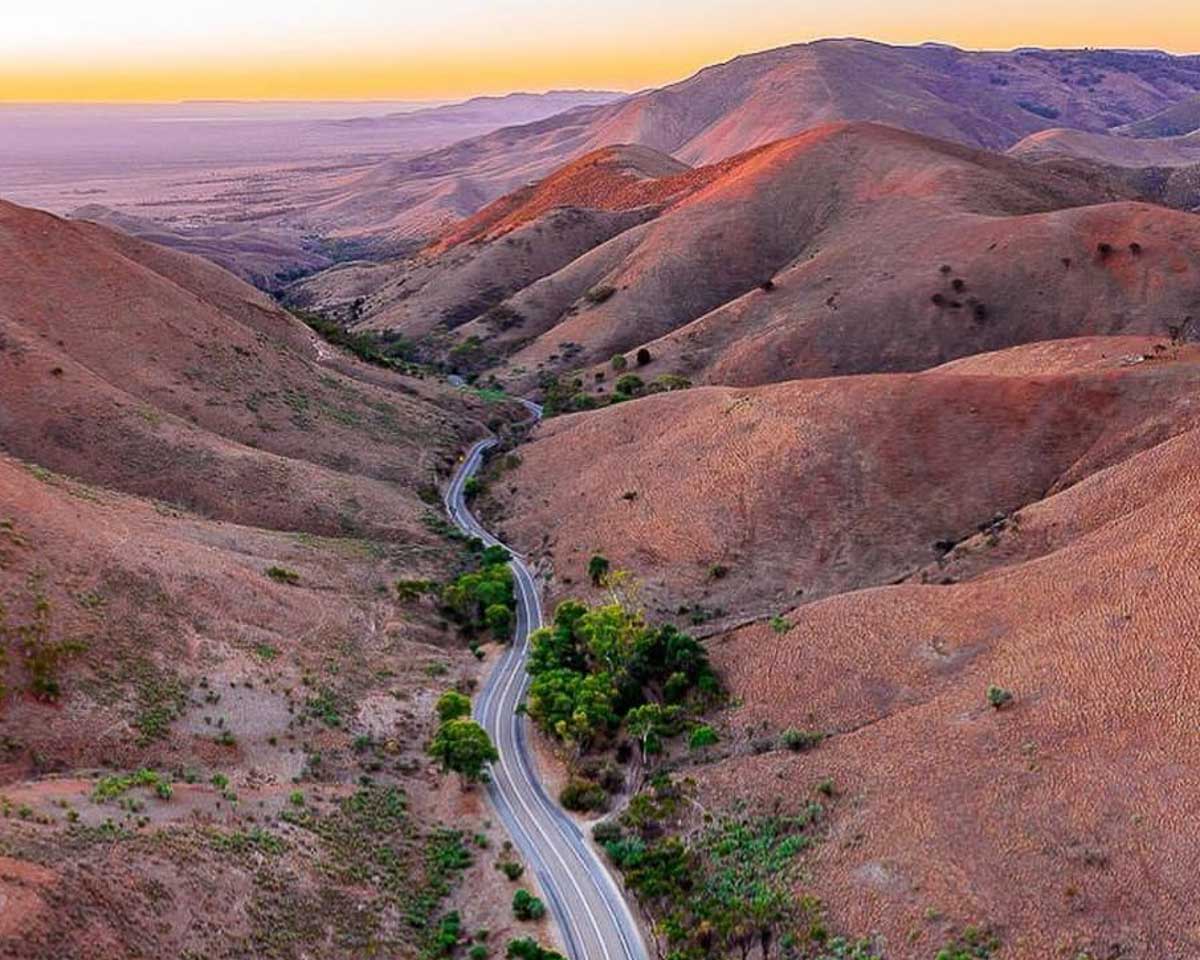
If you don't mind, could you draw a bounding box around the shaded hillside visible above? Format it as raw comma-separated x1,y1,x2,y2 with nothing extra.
1008,127,1200,167
0,200,494,542
287,144,717,340
1115,93,1200,136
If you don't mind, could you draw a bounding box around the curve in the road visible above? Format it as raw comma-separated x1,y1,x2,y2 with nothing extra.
443,404,647,960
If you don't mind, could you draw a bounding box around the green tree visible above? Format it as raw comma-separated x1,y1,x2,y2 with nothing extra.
614,374,645,397
436,690,472,723
688,724,718,750
626,702,681,762
486,603,513,640
526,668,618,747
428,718,499,785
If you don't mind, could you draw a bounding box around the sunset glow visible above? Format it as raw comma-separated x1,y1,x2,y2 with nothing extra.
5,0,1199,101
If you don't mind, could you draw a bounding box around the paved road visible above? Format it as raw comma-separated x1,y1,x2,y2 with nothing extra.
443,402,647,960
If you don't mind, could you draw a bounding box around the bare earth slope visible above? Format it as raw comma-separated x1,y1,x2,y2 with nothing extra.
705,414,1200,959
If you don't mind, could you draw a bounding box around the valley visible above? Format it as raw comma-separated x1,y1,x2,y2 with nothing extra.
4,32,1200,960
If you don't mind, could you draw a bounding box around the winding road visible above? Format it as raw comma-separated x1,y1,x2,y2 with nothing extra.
443,399,647,960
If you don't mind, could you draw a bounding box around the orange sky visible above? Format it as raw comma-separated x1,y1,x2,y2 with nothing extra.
4,1,1199,101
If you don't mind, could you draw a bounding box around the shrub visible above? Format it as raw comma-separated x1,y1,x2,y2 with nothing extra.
506,938,566,960
463,477,483,499
1097,242,1114,258
614,374,644,397
584,285,616,305
781,728,825,752
498,859,525,881
708,563,729,580
560,778,607,812
986,685,1013,710
1016,100,1060,120
1129,241,1143,255
266,566,299,585
769,615,792,634
689,725,718,750
396,579,437,602
648,374,692,393
592,819,623,844
512,889,547,921
610,354,628,371
635,348,652,366
436,690,473,723
587,554,610,587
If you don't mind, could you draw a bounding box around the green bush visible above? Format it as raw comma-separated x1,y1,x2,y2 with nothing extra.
266,566,299,585
587,554,610,587
689,725,718,750
986,685,1013,710
436,690,472,723
497,859,525,881
584,285,616,304
512,888,547,921
781,728,825,752
610,354,628,371
506,937,565,960
559,778,608,812
614,374,644,397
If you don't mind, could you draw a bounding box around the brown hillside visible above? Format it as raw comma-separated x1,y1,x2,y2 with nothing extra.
429,144,695,252
0,201,527,957
286,145,703,340
0,199,491,541
466,122,1187,389
1008,127,1200,167
702,417,1200,958
494,341,1200,623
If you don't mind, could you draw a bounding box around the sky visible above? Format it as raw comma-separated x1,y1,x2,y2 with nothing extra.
4,0,1199,102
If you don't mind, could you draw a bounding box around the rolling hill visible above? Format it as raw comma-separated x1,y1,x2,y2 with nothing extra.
488,334,1200,957
305,122,1200,395
289,40,1200,244
0,199,526,957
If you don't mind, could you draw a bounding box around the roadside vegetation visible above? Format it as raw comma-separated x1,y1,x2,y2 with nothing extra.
291,307,424,374
595,775,881,960
523,571,721,808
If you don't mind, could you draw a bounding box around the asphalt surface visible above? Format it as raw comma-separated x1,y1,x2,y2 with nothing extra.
443,400,647,960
